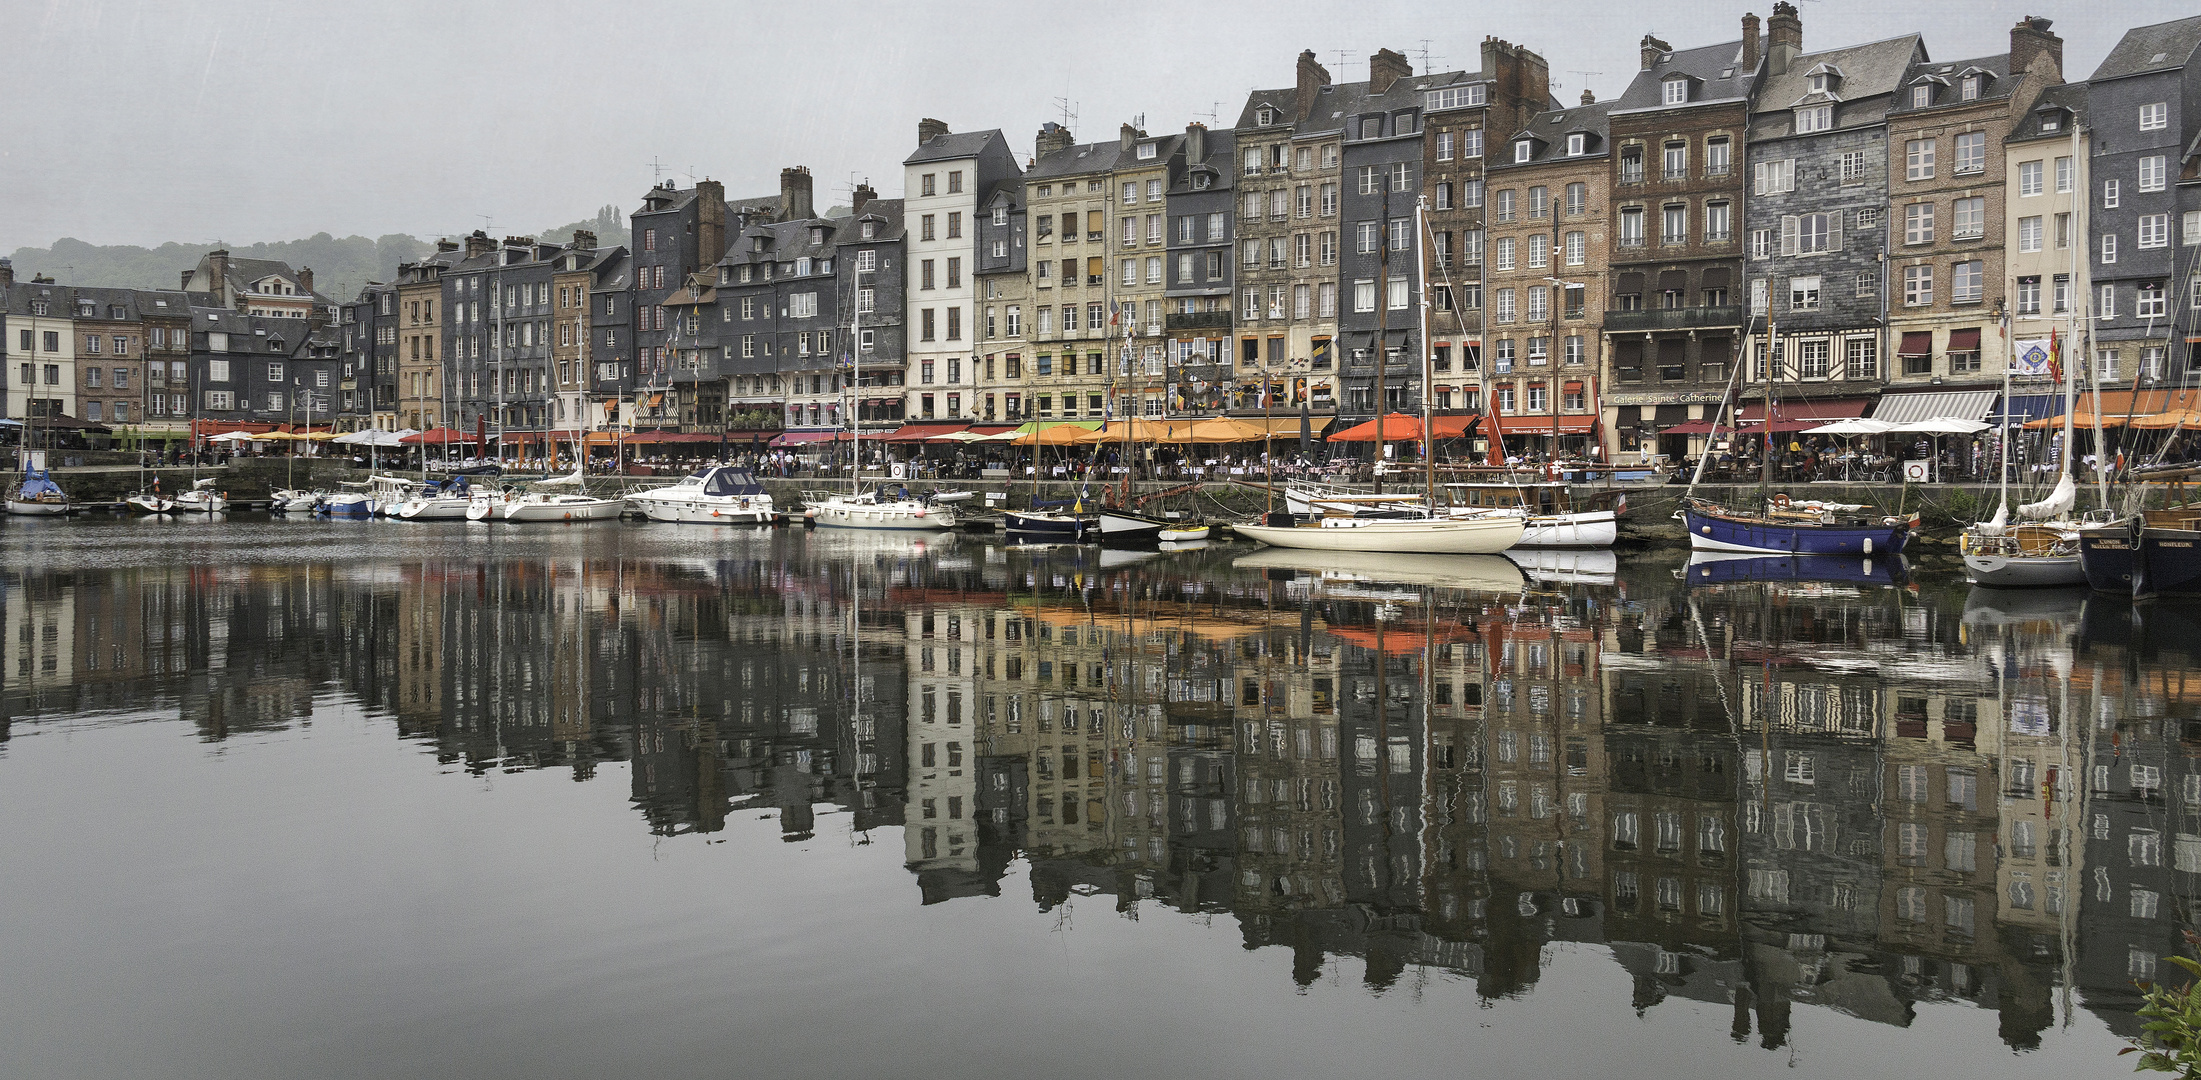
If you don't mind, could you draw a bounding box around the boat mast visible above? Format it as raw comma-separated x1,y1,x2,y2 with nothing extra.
2075,119,2108,506
1760,286,1779,490
1373,166,1391,497
850,257,862,498
1416,194,1435,510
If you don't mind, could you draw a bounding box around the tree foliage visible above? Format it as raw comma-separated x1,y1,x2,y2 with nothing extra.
2127,947,2201,1078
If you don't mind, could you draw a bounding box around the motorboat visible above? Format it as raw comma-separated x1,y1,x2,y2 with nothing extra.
269,488,321,515
5,464,70,516
320,474,414,519
1232,511,1525,554
391,476,478,521
173,477,230,515
808,486,958,531
1678,495,1913,556
125,492,176,515
631,466,775,524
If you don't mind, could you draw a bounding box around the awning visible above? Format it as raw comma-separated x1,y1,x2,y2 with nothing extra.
1328,413,1422,442
1739,396,1871,424
1898,332,1934,357
771,431,842,446
1947,328,1982,352
2023,388,2201,430
192,420,277,436
1870,390,1996,425
1490,414,1598,435
883,423,970,443
1995,394,2064,424
1658,419,1729,436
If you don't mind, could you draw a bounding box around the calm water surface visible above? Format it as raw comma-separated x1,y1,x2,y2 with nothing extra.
0,516,2185,1079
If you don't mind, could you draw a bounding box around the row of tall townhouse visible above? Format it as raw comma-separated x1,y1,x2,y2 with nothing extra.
6,12,2198,457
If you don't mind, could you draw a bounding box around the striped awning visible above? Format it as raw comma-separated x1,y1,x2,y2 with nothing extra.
1870,390,1996,425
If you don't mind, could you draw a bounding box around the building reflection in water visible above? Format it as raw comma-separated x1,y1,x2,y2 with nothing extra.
5,534,2199,1052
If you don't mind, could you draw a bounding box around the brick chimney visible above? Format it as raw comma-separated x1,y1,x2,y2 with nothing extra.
1742,13,1761,71
573,229,597,251
1295,49,1332,120
696,178,727,265
1119,123,1138,152
1185,122,1208,164
917,117,950,146
1369,48,1412,93
1581,89,1596,105
1767,1,1802,76
0,258,14,289
1640,35,1671,71
207,249,231,301
1035,121,1075,158
1483,37,1550,135
851,184,876,215
779,166,814,222
296,266,313,295
2010,16,2063,81
463,231,496,259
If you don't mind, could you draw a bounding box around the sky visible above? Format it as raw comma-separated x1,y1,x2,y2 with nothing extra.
2,0,2193,253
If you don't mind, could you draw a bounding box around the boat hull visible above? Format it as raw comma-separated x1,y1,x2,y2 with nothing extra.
1003,511,1096,541
636,496,774,524
316,495,372,518
2134,526,2201,601
1963,552,2086,588
1096,510,1168,544
1682,507,1910,555
812,500,956,531
393,497,473,521
5,499,69,516
502,498,622,523
2078,525,2137,593
1514,510,1618,548
125,495,175,514
1233,514,1525,554
1157,526,1210,542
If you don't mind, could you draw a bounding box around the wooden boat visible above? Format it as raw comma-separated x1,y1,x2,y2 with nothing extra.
1960,520,2084,588
1233,511,1524,554
1002,507,1095,541
1680,495,1913,556
1157,524,1211,542
1443,481,1622,548
2134,503,2201,601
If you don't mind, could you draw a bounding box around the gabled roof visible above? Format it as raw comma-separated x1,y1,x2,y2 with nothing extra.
838,198,905,245
1887,51,2021,119
1025,131,1183,182
905,129,1010,166
1611,37,1761,115
1755,34,1923,131
2090,15,2201,83
722,214,850,270
1488,101,1614,170
66,286,144,321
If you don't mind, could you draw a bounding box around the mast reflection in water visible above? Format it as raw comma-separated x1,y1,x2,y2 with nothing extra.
0,524,2189,1078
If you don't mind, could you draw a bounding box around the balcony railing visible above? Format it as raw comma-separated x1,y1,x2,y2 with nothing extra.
1602,304,1749,333
1166,311,1233,331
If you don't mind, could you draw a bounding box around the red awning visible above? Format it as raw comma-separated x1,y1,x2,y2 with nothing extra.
399,427,477,445
1328,413,1422,442
1898,331,1934,357
1428,414,1477,439
882,423,970,443
967,425,1018,436
1947,327,1982,351
1658,419,1730,436
1490,414,1598,435
770,430,883,447
1738,396,1870,423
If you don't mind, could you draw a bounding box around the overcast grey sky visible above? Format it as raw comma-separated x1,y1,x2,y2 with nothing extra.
2,0,2191,253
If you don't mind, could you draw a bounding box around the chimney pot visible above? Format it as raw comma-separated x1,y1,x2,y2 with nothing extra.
1368,48,1412,93
573,229,597,251
2009,16,2063,82
180,269,193,290
917,117,950,146
1295,49,1332,121
1640,34,1671,70
1580,88,1596,105
1120,123,1138,152
1185,122,1207,165
1767,0,1802,76
296,267,313,295
1035,121,1076,159
779,166,815,222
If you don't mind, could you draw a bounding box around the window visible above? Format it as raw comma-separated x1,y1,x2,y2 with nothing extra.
2016,276,2040,315
2104,179,2120,209
1905,138,1935,180
1903,264,1932,306
1661,76,1688,105
2140,102,2167,131
2102,284,2118,319
1750,228,1774,259
1704,137,1730,176
1494,236,1515,270
1353,280,1376,313
1795,105,1832,133
2139,155,2167,192
2055,155,2073,193
1567,133,1584,156
1320,182,1338,216
1954,131,1986,174
2140,214,2170,249
2018,159,2043,196
1705,201,1732,242
1564,231,1586,266
2102,233,2118,264
1663,204,1687,244
1662,141,1687,179
2018,216,2042,252
1789,275,1820,312
1845,338,1878,380
2189,211,2201,246
2138,283,2167,318
1953,197,1985,240
1904,202,1934,244
1618,208,1644,247
1952,260,1983,304
1753,158,1794,195
2056,212,2072,249
1564,182,1584,215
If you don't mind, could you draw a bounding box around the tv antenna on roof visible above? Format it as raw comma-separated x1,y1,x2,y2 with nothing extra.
1331,50,1358,80
1052,96,1078,131
1417,39,1444,75
477,214,493,235
648,156,666,184
1570,70,1604,89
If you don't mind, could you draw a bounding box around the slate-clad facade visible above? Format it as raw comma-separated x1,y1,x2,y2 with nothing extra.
2084,16,2201,383
1163,123,1236,417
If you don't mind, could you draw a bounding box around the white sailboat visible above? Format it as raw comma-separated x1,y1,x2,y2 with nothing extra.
808,258,956,532
475,465,622,522
6,448,70,516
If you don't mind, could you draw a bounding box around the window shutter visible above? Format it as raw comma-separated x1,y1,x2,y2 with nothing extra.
1753,161,1767,195
1780,216,1799,257
1828,210,1844,252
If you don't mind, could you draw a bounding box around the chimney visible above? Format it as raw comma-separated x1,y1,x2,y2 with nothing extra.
1639,34,1671,71
573,229,597,251
181,270,193,289
1581,88,1597,105
851,184,876,215
779,166,814,222
1767,0,1802,76
31,274,53,285
207,249,231,302
696,178,727,265
917,117,950,146
2010,16,2063,81
1185,122,1208,164
1035,121,1076,159
296,266,313,295
1295,49,1332,121
1369,48,1412,93
464,231,495,259
1120,123,1138,152
436,238,460,253
1742,13,1761,71
0,258,14,289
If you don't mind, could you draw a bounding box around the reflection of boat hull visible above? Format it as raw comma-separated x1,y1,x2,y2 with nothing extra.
1234,514,1524,554
1682,506,1910,555
1233,548,1526,592
1003,510,1095,541
1682,552,1909,586
1963,552,2085,588
2079,525,2137,593
1514,510,1618,548
1962,584,2088,627
1510,548,1618,586
2135,526,2201,601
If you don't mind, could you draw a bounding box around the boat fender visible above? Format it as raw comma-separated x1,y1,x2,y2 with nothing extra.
1863,537,1873,555
915,509,925,518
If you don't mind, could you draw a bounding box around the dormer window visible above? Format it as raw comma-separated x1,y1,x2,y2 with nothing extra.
1359,117,1381,139
752,236,767,251
795,257,813,276
1567,133,1586,156
1515,140,1534,163
1910,85,1932,109
1256,107,1275,125
860,221,877,240
2040,113,2061,132
1961,74,1982,100
1661,76,1689,105
1192,173,1212,190
1808,73,1830,94
811,227,827,244
1136,142,1158,160
1795,105,1833,133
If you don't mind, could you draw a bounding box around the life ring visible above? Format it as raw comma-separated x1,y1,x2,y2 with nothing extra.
1772,494,1792,509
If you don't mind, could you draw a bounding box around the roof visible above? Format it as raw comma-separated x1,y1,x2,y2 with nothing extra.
63,286,143,321
1887,49,2023,121
839,198,905,245
588,250,632,294
2089,15,2201,82
1490,101,1614,169
980,177,1022,209
1169,128,1237,195
2008,81,2088,142
1611,37,1762,115
1750,34,1924,138
723,214,850,269
905,128,1010,166
1025,132,1182,182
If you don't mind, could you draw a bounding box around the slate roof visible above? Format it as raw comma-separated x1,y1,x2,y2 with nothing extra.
905,129,1009,166
1169,128,1237,195
1025,133,1176,182
840,198,905,245
66,286,144,321
1490,101,1614,170
588,251,632,295
2089,15,2201,82
1611,37,1762,115
1749,34,1924,138
723,215,851,269
1886,49,2022,121
2008,82,2088,142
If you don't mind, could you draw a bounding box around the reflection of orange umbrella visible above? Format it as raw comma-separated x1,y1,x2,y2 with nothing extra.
1327,622,1483,652
1328,413,1422,442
